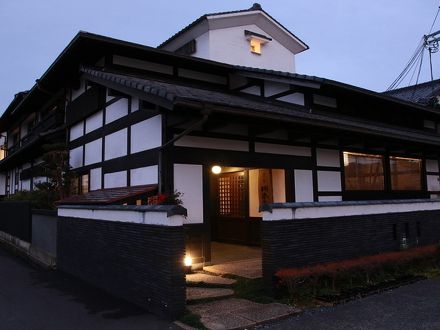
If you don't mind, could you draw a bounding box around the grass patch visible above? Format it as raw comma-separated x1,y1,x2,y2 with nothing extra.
232,276,275,304
180,310,207,329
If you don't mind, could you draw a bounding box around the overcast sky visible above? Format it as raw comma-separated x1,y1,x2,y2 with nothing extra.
0,0,439,112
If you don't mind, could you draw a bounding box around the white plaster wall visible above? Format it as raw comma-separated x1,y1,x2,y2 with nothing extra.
272,169,286,203
90,168,102,191
131,97,140,112
210,123,248,136
256,129,288,140
277,93,305,106
178,68,227,85
0,174,6,195
264,201,440,221
84,139,102,166
194,32,210,58
317,171,342,192
426,159,439,173
175,135,249,152
264,81,290,97
130,115,162,154
33,177,47,188
85,110,103,134
316,149,341,167
69,146,83,169
255,142,311,157
70,122,84,141
21,179,31,191
249,169,260,217
174,164,204,224
294,169,314,202
71,80,86,101
104,171,127,189
427,175,440,191
424,120,436,129
112,55,173,75
318,196,343,202
208,25,295,72
241,85,261,96
105,99,129,124
313,94,337,108
130,165,158,186
105,129,127,160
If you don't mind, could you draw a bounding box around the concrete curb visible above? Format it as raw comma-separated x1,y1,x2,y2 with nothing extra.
0,230,56,269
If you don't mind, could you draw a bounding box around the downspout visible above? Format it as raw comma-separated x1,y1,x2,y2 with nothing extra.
158,109,210,194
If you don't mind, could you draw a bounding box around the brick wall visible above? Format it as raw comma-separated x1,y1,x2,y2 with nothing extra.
0,201,31,242
57,216,186,319
262,210,440,289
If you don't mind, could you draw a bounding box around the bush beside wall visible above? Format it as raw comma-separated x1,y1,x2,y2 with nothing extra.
262,210,440,290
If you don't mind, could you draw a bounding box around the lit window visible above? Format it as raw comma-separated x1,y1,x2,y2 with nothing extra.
81,174,89,194
250,39,262,54
245,30,271,55
390,156,421,190
343,152,384,190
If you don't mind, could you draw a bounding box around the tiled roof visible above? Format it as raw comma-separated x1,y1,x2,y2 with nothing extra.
81,67,440,146
384,79,440,105
57,184,158,205
158,3,308,50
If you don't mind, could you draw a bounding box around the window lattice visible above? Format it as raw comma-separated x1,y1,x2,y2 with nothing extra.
218,173,246,218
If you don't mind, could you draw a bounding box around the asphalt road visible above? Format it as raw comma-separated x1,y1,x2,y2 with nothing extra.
262,278,440,330
0,246,178,330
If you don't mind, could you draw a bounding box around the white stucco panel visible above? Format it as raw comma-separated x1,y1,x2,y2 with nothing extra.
316,149,341,167
317,171,342,192
105,129,127,160
174,164,204,224
318,196,343,202
426,159,439,173
175,135,248,152
277,93,305,106
130,115,162,154
0,174,6,195
21,179,31,191
294,169,314,202
255,143,311,157
69,122,84,141
90,168,102,191
130,165,158,186
85,110,103,134
105,98,129,124
84,139,102,166
69,146,83,169
427,175,440,192
104,171,127,189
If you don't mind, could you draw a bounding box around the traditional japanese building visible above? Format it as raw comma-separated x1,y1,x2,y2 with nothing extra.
1,4,440,265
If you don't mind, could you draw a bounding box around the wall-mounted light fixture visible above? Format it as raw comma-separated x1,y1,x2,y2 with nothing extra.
211,165,222,175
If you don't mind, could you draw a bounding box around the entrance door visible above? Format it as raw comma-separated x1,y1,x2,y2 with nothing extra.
213,170,261,245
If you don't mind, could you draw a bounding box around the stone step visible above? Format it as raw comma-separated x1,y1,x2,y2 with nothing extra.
186,273,237,286
186,287,234,302
188,298,301,330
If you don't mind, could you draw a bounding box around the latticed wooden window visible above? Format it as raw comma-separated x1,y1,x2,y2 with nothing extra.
218,172,246,218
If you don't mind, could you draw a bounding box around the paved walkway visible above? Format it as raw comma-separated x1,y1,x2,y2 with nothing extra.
0,247,177,330
260,278,440,330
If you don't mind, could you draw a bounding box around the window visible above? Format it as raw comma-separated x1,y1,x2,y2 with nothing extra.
81,174,89,194
390,156,421,190
343,152,384,190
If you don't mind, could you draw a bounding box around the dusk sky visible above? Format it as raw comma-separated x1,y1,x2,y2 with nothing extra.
0,0,439,112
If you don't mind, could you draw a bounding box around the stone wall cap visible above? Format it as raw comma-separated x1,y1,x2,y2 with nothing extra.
262,198,440,212
57,204,188,217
